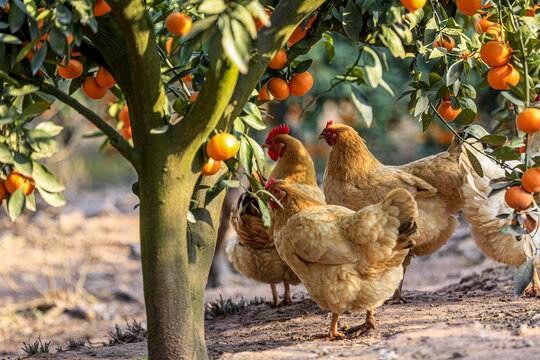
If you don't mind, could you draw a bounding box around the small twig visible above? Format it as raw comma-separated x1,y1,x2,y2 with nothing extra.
156,45,191,100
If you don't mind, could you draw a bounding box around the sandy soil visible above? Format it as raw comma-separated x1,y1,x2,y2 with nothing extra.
0,189,539,360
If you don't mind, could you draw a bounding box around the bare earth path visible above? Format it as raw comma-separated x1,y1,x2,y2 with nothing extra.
0,189,538,359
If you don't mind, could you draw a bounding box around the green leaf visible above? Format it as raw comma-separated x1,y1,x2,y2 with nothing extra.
351,86,372,127
463,124,489,139
26,191,36,212
491,146,520,161
32,162,65,193
322,33,335,63
13,152,32,176
220,17,248,74
342,0,362,41
38,187,66,207
0,142,13,163
21,101,52,119
35,121,63,136
187,210,196,223
54,5,72,25
446,61,463,86
429,72,442,85
293,59,312,74
9,3,25,33
7,84,39,96
238,137,252,175
422,112,433,131
454,109,476,125
0,33,21,44
479,134,507,147
501,91,525,107
31,41,47,75
7,187,26,221
363,47,383,87
149,125,170,134
180,15,218,44
229,4,257,39
513,258,534,298
414,95,429,117
379,26,405,58
47,27,67,55
26,129,58,155
465,148,484,177
245,135,265,172
256,197,271,228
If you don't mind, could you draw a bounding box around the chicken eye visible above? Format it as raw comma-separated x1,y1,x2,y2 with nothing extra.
273,189,279,194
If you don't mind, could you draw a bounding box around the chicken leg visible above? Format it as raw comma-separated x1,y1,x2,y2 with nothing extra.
270,284,279,306
523,268,540,297
278,281,292,306
314,313,345,341
392,254,412,304
346,310,375,337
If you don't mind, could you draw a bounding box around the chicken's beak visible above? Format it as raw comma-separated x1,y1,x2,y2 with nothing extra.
261,143,270,149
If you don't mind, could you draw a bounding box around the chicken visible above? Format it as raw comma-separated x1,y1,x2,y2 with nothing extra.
267,178,418,340
318,121,464,301
227,125,324,305
459,141,540,295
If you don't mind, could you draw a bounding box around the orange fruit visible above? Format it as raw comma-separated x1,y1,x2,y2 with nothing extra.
166,37,178,55
82,77,107,99
288,13,317,47
119,105,130,126
487,64,520,90
485,24,502,41
166,12,192,36
255,8,272,31
258,84,270,100
5,170,35,195
517,108,540,135
96,67,116,88
521,168,540,193
456,0,491,16
480,41,511,67
0,180,7,201
268,50,287,70
201,158,221,175
58,59,83,79
434,36,455,51
206,133,239,161
475,17,495,33
71,47,82,57
505,186,533,211
267,78,290,100
190,91,199,102
183,73,192,83
289,72,313,96
121,125,132,139
437,101,462,122
526,5,539,16
399,0,427,12
1,3,10,13
94,0,111,16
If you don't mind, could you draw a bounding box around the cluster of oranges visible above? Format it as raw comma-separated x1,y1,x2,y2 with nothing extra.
0,170,36,203
504,107,540,211
202,133,240,176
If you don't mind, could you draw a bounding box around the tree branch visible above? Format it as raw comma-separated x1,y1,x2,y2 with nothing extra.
39,83,141,170
219,0,328,130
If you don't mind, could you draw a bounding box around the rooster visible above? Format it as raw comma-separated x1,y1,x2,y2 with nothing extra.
228,125,324,305
460,141,540,295
318,121,464,301
267,178,418,340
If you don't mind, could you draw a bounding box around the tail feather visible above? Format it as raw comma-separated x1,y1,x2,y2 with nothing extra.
383,188,419,254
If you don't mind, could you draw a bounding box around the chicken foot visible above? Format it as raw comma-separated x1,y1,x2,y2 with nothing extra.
523,268,540,297
270,284,279,306
391,254,412,304
313,313,345,341
277,282,293,306
346,310,375,338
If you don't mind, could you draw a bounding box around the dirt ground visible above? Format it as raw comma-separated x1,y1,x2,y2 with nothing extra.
0,188,539,360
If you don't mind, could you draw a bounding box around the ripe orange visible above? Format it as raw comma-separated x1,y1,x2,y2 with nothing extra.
94,0,111,16
437,101,461,122
58,59,83,79
522,168,540,193
119,105,130,126
505,186,533,211
456,0,491,16
434,36,455,51
289,72,313,96
0,180,7,201
5,170,35,195
96,67,116,88
268,50,287,70
71,47,82,57
267,78,290,100
201,158,221,176
121,125,132,139
485,24,502,41
526,5,539,16
190,91,199,102
206,133,239,161
399,0,427,12
517,108,540,135
487,64,520,90
183,73,192,83
166,12,192,36
258,85,270,100
288,13,317,47
480,41,511,67
82,77,107,99
475,17,495,33
166,37,179,55
255,8,272,31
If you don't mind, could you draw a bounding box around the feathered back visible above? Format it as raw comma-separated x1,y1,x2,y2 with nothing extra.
230,192,273,249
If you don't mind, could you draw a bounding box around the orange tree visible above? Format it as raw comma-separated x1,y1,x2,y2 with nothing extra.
0,0,538,358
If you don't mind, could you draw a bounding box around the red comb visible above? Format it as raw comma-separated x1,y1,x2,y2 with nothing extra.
325,120,335,128
265,178,276,190
265,124,289,143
